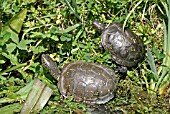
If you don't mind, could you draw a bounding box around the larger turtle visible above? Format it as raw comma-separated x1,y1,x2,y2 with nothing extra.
93,20,145,69
41,54,118,105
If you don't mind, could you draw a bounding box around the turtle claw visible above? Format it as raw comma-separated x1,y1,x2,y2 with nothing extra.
98,43,105,53
86,105,110,114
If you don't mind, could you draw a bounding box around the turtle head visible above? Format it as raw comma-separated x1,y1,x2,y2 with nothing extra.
41,54,61,80
92,20,106,32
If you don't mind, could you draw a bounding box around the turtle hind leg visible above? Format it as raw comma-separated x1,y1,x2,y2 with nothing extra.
115,65,127,74
86,105,111,114
85,105,124,114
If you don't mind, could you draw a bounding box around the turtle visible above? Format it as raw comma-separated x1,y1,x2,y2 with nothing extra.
92,20,145,72
41,54,118,105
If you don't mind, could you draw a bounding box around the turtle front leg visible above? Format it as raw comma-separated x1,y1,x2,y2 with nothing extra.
98,43,105,53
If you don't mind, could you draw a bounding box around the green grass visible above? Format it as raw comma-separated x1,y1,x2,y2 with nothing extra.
0,0,170,113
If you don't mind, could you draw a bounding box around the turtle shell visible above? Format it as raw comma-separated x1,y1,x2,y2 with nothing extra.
101,22,145,67
57,62,118,104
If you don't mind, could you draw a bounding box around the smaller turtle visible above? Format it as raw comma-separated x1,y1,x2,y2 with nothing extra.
41,54,118,104
93,20,145,72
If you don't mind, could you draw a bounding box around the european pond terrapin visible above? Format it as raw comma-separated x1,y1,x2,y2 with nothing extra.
93,20,145,72
41,54,118,105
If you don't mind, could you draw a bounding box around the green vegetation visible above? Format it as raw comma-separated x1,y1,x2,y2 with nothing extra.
0,0,169,113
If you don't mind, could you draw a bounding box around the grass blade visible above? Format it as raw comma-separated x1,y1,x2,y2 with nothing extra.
56,23,81,34
63,0,81,21
71,0,78,14
142,0,148,20
147,46,158,80
123,0,142,30
158,1,168,16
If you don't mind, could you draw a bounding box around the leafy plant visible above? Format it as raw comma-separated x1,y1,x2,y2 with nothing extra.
145,0,170,95
0,0,170,113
